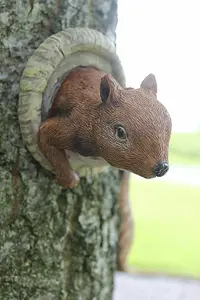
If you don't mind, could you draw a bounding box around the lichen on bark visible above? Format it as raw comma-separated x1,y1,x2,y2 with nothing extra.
0,0,120,299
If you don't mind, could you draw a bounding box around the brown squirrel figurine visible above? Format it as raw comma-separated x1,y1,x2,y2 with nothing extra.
19,28,172,274
38,66,172,189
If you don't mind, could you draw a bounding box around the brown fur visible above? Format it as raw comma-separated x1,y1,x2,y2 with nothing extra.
38,67,172,188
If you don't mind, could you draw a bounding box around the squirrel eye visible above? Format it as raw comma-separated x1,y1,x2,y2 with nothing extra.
116,126,127,140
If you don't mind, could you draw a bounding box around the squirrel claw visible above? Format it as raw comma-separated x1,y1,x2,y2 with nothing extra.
56,172,79,189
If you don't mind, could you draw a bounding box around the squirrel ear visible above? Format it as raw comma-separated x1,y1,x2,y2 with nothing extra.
140,74,157,94
100,75,111,104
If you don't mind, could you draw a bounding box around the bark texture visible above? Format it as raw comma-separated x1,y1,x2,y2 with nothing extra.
0,1,121,299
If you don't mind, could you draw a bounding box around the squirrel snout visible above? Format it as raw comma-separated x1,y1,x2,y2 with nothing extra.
153,161,169,177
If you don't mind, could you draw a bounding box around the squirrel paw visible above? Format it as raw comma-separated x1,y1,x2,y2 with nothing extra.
56,171,79,189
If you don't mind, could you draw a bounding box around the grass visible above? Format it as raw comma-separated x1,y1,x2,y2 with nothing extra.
128,178,200,278
127,131,200,278
169,131,200,165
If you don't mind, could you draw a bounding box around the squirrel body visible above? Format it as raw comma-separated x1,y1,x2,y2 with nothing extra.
46,66,109,171
53,68,109,171
38,66,172,188
39,67,109,187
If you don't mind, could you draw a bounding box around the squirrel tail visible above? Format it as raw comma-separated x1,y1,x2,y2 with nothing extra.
117,170,134,272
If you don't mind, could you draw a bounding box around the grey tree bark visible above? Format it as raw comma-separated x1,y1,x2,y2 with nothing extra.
0,1,121,299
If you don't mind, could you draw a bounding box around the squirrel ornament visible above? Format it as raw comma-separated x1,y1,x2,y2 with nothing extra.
19,28,172,272
38,67,172,189
37,67,171,272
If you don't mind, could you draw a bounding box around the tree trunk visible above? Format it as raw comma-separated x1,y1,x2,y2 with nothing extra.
0,1,121,299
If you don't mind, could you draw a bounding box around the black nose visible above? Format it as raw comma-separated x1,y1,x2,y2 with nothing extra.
153,161,169,177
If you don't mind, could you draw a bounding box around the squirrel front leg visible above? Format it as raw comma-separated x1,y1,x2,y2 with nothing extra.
38,117,79,189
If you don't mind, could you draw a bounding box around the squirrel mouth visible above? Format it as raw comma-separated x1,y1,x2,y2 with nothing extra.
140,161,169,179
122,161,169,179
143,174,156,179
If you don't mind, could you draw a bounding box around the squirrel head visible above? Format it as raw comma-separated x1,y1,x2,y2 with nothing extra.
95,73,172,178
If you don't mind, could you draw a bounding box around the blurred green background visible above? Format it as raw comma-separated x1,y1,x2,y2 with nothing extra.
128,131,200,278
